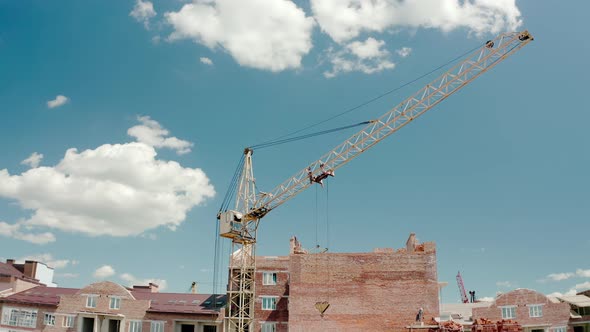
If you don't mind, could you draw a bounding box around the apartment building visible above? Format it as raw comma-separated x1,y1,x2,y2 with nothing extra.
473,289,570,332
0,281,225,332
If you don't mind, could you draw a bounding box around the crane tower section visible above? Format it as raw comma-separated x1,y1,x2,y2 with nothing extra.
218,30,533,332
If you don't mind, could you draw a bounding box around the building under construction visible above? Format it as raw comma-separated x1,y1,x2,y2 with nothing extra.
253,233,439,332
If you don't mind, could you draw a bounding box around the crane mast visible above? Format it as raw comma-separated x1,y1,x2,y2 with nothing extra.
218,30,533,332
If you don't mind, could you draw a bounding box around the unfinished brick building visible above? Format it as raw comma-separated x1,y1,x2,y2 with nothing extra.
254,233,440,332
473,289,570,332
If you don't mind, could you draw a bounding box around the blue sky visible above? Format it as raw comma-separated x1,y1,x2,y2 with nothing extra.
0,0,588,302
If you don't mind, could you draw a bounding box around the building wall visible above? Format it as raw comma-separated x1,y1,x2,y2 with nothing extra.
287,243,439,332
0,282,223,332
253,256,290,332
473,289,570,332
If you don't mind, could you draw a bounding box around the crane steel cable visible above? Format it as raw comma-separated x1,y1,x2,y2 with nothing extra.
249,120,374,150
252,43,484,148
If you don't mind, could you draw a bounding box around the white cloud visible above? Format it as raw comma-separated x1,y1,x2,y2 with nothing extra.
347,37,388,59
546,272,575,281
56,273,79,278
478,296,494,302
324,38,395,78
575,281,590,291
130,0,157,29
47,95,69,109
396,47,412,58
496,281,512,288
0,119,215,242
94,265,116,279
547,289,578,297
21,152,43,168
0,221,56,244
165,0,315,72
17,253,71,269
128,115,193,155
311,0,522,43
200,57,213,66
120,273,168,290
542,269,590,282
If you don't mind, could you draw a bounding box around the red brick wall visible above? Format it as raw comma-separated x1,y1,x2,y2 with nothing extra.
253,256,290,332
287,244,439,332
473,289,570,331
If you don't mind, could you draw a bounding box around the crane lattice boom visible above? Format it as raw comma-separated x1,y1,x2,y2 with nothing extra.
218,30,533,332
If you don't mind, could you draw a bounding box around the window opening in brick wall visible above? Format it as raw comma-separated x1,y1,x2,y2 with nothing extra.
150,321,164,332
110,297,121,310
501,306,516,319
263,272,277,285
1,307,38,328
86,295,98,308
261,322,277,332
44,313,56,326
63,316,75,328
553,328,566,332
529,304,543,317
129,321,142,332
262,297,278,310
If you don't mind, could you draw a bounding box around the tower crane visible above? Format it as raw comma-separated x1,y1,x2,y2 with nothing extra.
217,30,533,331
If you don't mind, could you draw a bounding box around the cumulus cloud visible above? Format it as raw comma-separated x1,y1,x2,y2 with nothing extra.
542,269,590,282
478,296,494,302
120,273,168,290
21,152,43,168
0,221,56,244
56,273,79,278
324,38,395,78
0,118,215,243
165,0,315,72
47,95,69,109
128,116,193,155
547,289,579,298
396,47,412,58
18,253,71,269
546,272,575,281
311,0,522,43
94,265,116,279
200,57,213,65
130,0,157,29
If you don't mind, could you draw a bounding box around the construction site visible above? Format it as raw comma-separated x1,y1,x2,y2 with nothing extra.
1,22,589,332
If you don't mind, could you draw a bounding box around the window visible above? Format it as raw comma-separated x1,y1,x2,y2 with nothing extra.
129,321,142,332
1,307,38,328
86,295,98,308
150,321,164,332
110,297,121,310
529,305,543,317
44,313,56,326
261,322,277,332
501,306,516,319
263,272,277,286
553,327,566,332
63,316,75,328
261,297,278,310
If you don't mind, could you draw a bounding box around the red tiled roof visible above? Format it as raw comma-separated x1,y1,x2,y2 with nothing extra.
0,262,27,278
131,291,226,314
0,286,79,306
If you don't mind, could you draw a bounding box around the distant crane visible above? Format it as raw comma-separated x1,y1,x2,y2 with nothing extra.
457,271,469,303
217,30,534,331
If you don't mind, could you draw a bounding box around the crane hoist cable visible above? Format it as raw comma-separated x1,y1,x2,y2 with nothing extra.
218,42,487,213
252,43,483,148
